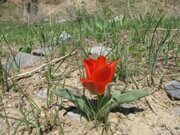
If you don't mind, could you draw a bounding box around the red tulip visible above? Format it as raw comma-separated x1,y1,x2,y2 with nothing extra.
81,56,117,95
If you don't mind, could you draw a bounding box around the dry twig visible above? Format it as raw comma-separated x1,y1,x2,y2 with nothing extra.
8,50,78,81
145,97,157,115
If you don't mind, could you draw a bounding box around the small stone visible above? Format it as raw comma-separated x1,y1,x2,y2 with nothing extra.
66,109,84,121
88,46,112,56
164,80,180,100
111,83,126,92
58,31,72,42
171,107,180,116
34,88,47,99
120,103,140,115
109,15,124,25
32,46,53,56
32,74,41,82
56,19,66,23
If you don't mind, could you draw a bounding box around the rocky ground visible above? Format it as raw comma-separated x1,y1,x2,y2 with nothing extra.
0,40,180,134
0,0,180,135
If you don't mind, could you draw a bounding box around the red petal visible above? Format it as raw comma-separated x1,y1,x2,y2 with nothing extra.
83,58,96,78
108,61,118,82
93,64,111,84
80,78,98,94
95,83,106,95
95,56,108,68
80,78,105,95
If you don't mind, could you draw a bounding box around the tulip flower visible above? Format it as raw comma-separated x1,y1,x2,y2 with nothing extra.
81,56,117,95
53,56,148,123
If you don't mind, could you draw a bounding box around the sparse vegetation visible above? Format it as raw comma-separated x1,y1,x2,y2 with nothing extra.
0,0,180,135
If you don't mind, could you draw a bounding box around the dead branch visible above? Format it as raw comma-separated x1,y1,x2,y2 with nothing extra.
8,50,78,81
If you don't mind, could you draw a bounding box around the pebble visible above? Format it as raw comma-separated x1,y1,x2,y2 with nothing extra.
111,82,126,92
171,107,180,116
34,88,47,99
164,80,180,100
88,46,112,56
109,15,125,26
32,46,53,56
66,109,84,122
120,103,140,115
58,31,72,42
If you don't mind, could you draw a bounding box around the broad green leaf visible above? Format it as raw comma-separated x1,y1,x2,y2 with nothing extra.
52,88,148,121
97,90,148,118
110,90,148,108
52,88,85,110
52,88,94,118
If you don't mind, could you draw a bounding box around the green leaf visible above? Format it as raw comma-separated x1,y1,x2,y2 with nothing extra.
97,90,148,118
110,89,149,108
52,88,85,109
52,89,148,121
52,88,94,119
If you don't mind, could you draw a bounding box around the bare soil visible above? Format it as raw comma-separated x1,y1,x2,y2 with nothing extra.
0,0,180,135
0,50,180,135
1,0,180,21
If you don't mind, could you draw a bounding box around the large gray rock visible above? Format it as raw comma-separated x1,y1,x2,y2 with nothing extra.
164,80,180,100
5,52,43,70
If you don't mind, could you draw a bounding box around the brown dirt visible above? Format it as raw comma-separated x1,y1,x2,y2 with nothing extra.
1,0,180,21
0,50,179,135
0,0,180,135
